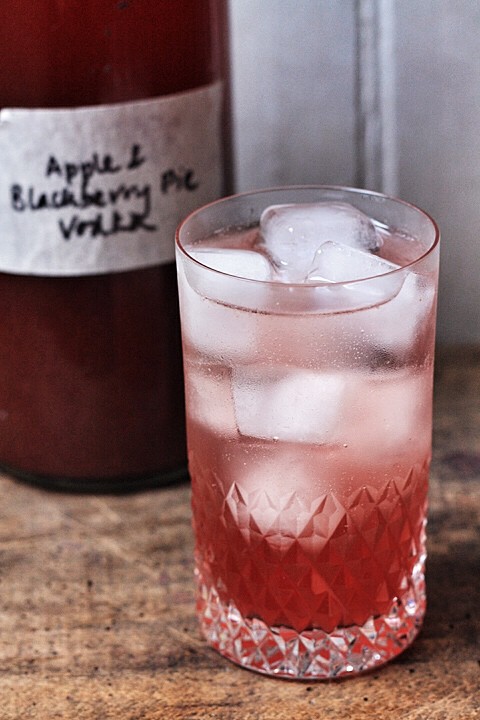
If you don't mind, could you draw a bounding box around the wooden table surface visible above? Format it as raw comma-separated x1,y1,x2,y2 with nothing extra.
1,347,479,719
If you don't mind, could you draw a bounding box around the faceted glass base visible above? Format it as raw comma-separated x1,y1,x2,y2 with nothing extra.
196,567,426,680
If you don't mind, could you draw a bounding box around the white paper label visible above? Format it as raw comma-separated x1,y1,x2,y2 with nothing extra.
0,83,223,276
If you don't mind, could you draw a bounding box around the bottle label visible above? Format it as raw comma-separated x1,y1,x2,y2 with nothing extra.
0,82,224,276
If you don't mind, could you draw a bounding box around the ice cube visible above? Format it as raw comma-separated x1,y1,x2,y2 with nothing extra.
344,369,433,459
184,247,273,312
177,260,260,362
229,460,328,547
308,241,399,283
357,270,436,354
307,240,405,307
185,363,237,437
232,366,347,443
223,443,346,548
190,247,272,281
259,202,382,282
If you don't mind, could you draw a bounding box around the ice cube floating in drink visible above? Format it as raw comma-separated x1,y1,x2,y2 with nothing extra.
175,187,440,679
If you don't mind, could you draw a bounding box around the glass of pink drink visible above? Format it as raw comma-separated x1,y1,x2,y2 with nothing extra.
175,187,440,679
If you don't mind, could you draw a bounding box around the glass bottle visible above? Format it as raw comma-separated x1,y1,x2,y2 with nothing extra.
0,0,231,491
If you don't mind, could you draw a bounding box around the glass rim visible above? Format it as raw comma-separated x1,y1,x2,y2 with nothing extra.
175,184,440,289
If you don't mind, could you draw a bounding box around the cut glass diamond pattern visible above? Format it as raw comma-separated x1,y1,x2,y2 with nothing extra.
192,459,428,678
197,569,425,679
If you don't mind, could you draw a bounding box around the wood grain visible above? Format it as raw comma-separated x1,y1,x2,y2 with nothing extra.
0,346,479,719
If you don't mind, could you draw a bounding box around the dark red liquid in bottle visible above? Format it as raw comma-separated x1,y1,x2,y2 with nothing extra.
0,1,231,491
